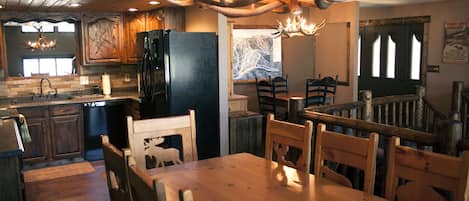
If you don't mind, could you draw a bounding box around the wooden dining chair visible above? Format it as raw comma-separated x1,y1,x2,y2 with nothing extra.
127,156,167,201
385,137,469,201
314,123,379,194
127,110,197,170
101,135,133,201
179,189,194,201
305,75,338,107
255,76,288,120
264,113,313,172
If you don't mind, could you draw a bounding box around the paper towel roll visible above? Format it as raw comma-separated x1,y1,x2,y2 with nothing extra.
102,74,111,96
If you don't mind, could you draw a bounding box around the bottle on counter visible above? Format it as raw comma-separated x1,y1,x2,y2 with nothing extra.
102,74,111,96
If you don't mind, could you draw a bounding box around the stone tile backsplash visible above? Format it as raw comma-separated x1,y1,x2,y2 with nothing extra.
0,73,137,97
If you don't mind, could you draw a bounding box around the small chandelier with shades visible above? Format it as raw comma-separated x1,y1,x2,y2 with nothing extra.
26,25,56,51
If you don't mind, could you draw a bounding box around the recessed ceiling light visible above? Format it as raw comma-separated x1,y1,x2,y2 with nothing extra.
149,1,160,5
69,3,81,7
128,8,138,12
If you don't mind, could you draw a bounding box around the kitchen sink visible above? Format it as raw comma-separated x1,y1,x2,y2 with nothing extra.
9,94,73,105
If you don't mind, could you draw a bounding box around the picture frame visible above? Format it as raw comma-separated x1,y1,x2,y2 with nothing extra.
442,22,469,64
231,25,282,83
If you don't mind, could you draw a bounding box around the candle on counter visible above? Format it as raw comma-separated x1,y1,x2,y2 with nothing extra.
102,74,111,96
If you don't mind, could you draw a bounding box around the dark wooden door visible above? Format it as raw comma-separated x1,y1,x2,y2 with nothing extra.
358,23,424,97
22,118,50,163
50,114,83,160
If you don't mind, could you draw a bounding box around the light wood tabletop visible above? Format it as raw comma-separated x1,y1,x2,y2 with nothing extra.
275,92,306,102
147,153,388,201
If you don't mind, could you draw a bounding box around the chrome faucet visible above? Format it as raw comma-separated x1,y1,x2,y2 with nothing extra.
39,78,58,98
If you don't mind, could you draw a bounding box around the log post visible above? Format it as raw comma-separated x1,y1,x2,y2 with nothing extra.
435,119,463,156
359,90,373,122
451,81,464,120
415,86,426,130
288,97,305,124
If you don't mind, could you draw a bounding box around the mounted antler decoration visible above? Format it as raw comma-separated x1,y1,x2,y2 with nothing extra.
167,0,344,18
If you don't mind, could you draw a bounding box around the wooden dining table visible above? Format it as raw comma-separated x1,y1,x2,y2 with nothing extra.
147,153,388,201
275,92,306,102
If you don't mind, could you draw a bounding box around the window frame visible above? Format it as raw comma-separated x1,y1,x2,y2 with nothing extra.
21,55,75,77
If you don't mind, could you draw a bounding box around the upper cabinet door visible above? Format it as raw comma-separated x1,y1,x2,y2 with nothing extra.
146,10,164,31
124,13,147,64
161,7,185,32
82,14,124,65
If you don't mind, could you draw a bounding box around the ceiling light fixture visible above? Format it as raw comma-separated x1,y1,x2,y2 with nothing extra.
0,5,3,8
273,14,325,38
26,26,56,51
149,1,161,5
128,8,138,12
69,3,81,7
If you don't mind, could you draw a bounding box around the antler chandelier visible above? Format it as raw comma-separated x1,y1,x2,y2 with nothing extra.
167,0,344,18
26,25,56,51
273,14,326,37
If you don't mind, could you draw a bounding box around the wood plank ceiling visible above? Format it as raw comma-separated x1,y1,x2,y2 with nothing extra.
0,0,169,12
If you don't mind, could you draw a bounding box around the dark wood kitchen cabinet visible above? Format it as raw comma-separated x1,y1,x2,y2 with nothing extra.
82,13,124,65
17,107,50,163
49,105,84,160
22,118,49,162
17,104,84,164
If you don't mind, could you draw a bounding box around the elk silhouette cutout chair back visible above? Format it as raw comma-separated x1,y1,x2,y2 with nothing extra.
127,110,197,170
264,113,313,172
101,135,133,201
385,137,469,201
314,123,379,194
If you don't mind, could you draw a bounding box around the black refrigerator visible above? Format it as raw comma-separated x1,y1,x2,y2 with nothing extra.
136,29,220,160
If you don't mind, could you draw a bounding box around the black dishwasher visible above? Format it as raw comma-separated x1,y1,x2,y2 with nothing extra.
83,100,127,161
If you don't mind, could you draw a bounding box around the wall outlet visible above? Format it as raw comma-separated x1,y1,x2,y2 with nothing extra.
80,76,89,85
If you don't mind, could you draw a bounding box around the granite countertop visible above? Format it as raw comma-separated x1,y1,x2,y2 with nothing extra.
0,91,141,109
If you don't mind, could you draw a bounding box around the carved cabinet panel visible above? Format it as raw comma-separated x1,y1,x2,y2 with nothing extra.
82,14,124,65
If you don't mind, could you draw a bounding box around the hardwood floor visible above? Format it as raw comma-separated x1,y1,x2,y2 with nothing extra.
25,161,110,201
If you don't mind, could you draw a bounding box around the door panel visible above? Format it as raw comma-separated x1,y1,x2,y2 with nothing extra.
358,23,423,97
50,114,83,159
22,118,49,163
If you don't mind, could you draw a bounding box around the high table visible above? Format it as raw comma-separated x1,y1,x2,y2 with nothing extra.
147,153,388,201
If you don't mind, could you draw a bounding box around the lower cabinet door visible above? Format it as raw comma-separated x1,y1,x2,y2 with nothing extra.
22,118,49,163
50,114,84,160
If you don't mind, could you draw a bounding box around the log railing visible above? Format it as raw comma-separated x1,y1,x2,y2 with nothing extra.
462,92,469,138
289,83,463,156
460,91,469,139
451,81,469,151
304,86,446,133
302,111,436,146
